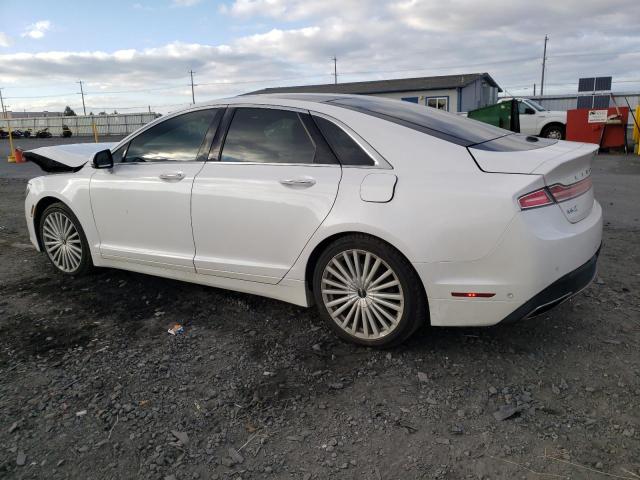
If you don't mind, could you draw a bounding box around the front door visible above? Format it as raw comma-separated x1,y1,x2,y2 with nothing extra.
517,100,537,135
191,106,342,284
90,108,220,270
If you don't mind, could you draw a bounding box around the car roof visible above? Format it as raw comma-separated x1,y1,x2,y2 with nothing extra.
189,93,356,110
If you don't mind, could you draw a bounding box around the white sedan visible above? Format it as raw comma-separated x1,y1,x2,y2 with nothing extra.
24,94,602,347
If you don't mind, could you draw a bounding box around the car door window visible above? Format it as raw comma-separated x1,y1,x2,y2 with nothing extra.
220,108,316,164
312,116,375,166
124,109,217,163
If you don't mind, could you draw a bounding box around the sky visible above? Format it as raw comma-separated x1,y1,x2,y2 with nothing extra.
0,0,639,114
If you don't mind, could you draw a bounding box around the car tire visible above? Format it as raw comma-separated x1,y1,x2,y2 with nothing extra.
541,124,565,140
39,202,93,276
312,234,427,348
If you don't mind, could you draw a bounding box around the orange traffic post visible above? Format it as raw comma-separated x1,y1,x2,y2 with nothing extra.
14,148,24,163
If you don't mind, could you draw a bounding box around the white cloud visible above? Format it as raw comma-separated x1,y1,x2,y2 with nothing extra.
21,20,52,40
0,32,11,47
172,0,202,6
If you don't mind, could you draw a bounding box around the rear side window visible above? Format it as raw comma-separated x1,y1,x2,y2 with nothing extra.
328,96,509,147
124,109,216,162
221,108,316,164
313,116,374,166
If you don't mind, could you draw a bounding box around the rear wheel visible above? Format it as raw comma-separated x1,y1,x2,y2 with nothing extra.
39,203,93,276
541,124,565,140
312,234,427,347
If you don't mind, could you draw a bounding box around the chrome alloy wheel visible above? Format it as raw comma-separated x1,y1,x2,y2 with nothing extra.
320,249,405,340
42,211,83,273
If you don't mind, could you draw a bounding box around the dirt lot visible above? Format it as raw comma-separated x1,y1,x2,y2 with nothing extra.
0,139,639,480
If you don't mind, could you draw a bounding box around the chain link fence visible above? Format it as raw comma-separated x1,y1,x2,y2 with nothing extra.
0,113,160,137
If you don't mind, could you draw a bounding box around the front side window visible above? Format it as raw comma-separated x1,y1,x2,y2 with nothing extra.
221,108,316,164
112,143,127,163
427,97,448,111
123,109,216,162
313,116,374,167
525,99,546,112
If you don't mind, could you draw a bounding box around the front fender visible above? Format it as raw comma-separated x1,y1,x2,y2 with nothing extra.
26,173,101,263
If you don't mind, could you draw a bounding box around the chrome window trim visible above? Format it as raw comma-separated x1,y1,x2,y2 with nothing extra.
114,160,206,166
308,111,393,169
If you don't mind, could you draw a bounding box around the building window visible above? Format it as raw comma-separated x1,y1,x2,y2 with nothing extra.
426,97,449,111
402,97,419,104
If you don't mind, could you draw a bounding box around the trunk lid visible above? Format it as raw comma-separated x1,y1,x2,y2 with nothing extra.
24,142,117,173
470,140,598,223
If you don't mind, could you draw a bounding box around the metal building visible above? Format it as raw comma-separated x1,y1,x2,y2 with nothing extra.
248,73,502,113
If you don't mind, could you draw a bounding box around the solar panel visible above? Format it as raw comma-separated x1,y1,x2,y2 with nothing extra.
593,95,610,108
595,76,612,91
578,78,596,92
577,96,593,108
576,95,611,109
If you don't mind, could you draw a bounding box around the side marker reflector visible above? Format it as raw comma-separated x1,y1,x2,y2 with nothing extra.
451,292,496,298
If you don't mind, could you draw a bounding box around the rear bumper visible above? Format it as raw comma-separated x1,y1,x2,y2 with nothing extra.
415,198,602,327
500,246,599,323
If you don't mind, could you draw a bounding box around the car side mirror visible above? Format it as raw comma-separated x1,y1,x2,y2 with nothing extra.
524,107,535,115
93,149,114,169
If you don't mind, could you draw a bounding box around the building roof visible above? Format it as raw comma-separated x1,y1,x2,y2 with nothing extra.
248,73,502,95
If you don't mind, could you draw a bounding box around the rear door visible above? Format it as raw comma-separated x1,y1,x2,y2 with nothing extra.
191,106,342,284
90,108,221,270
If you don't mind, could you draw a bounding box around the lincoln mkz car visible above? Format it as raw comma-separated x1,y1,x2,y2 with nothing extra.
24,94,602,347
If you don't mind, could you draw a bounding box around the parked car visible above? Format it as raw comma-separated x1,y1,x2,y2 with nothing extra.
61,125,73,138
23,128,32,138
23,94,601,347
497,97,567,139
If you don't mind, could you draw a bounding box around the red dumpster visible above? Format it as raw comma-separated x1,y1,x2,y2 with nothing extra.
566,107,628,148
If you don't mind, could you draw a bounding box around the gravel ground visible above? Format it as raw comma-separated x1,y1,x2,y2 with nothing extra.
0,141,639,479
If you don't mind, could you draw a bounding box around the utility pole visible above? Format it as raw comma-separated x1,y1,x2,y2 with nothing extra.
189,70,196,104
533,83,536,96
77,80,87,116
332,56,338,85
540,35,548,96
0,88,6,119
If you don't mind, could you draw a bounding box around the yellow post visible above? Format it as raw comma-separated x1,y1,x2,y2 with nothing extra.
7,119,15,163
92,121,99,143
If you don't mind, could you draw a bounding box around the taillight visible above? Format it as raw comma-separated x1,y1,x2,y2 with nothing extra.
548,177,592,203
518,177,592,210
518,189,553,209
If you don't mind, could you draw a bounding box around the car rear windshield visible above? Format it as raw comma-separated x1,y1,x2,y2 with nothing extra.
326,96,511,147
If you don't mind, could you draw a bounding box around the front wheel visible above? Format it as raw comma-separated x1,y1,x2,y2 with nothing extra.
39,203,93,276
541,124,565,140
312,234,427,348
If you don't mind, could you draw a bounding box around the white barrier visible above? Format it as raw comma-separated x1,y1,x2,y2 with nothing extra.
0,113,160,137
